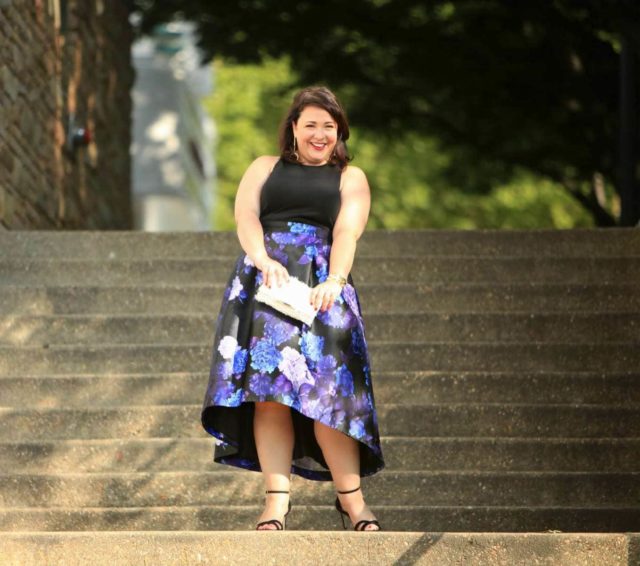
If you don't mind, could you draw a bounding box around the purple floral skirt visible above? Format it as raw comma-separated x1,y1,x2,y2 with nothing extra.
200,220,385,481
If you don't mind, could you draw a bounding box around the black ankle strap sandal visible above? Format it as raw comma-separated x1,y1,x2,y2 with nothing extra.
335,486,381,531
256,490,292,531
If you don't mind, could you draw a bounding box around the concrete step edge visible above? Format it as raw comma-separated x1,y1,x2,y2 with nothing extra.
3,370,639,378
2,470,639,478
1,506,638,537
2,402,639,411
2,504,639,510
2,435,640,445
4,311,640,319
0,530,637,566
3,340,640,350
3,254,639,261
0,370,640,381
2,282,638,289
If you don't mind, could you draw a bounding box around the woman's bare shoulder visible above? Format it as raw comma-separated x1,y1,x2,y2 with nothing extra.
250,155,280,172
340,163,368,192
342,163,367,179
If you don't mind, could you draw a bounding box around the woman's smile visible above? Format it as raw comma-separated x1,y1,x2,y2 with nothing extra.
293,104,338,164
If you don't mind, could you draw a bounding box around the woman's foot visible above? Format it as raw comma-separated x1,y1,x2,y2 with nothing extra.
256,490,291,530
337,488,380,531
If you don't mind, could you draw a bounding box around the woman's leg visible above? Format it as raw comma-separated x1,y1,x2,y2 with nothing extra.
314,420,379,530
253,401,294,529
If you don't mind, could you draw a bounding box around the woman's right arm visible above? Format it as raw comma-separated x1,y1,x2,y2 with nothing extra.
234,155,289,288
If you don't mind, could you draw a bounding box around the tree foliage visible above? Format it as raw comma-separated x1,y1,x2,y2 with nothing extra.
205,56,591,230
135,0,640,225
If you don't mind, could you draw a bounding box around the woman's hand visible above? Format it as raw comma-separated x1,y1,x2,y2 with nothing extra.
256,256,290,288
310,280,343,312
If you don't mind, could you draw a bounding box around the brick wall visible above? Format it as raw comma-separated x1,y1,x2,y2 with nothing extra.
0,0,134,229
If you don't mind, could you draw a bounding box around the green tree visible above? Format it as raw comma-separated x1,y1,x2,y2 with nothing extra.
206,56,591,230
203,57,297,228
134,0,640,226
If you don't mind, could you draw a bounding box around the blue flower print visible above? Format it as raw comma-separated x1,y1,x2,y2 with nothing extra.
273,373,293,394
289,222,317,235
225,388,244,406
240,255,256,275
273,373,296,405
313,370,337,397
349,418,366,439
228,276,246,302
315,394,336,422
249,373,272,397
265,317,298,346
250,339,282,373
218,336,238,360
317,354,337,374
271,232,299,246
233,348,248,374
353,392,371,414
212,381,235,405
336,364,355,396
362,363,371,387
270,247,289,266
342,285,361,317
351,328,366,356
278,346,314,389
317,302,355,329
315,263,328,281
298,244,319,265
300,331,324,363
215,360,233,380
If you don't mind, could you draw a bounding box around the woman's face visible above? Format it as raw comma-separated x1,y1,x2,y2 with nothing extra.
292,105,338,165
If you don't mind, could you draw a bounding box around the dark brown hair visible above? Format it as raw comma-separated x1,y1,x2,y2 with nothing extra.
278,86,352,170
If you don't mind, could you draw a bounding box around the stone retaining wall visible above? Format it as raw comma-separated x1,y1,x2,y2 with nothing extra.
0,0,134,229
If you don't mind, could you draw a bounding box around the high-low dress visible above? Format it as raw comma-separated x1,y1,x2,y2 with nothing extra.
200,157,385,481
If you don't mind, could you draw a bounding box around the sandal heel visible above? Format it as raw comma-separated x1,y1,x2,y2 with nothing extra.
334,496,349,530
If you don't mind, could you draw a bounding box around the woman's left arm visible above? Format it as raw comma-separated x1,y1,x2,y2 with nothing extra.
330,165,371,277
310,165,371,311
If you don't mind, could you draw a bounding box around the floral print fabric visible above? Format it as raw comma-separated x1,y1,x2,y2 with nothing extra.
200,220,385,481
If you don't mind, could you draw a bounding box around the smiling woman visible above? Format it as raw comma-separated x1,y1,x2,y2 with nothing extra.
279,87,351,169
200,86,384,532
291,106,338,164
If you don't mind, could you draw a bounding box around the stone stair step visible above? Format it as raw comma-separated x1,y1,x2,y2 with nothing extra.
0,531,634,566
1,531,637,566
0,505,638,533
1,228,638,258
0,343,638,375
1,229,638,540
2,283,639,315
2,437,638,473
1,372,638,407
1,470,638,508
2,312,638,346
0,404,637,441
1,256,638,285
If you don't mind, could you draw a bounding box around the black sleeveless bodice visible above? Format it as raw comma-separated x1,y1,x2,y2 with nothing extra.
259,158,342,230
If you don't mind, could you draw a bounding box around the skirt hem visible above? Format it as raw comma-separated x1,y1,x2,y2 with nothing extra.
201,398,385,482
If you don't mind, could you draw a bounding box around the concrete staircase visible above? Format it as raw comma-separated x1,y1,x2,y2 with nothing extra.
0,229,639,565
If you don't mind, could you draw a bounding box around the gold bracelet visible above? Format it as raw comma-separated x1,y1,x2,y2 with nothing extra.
326,273,347,287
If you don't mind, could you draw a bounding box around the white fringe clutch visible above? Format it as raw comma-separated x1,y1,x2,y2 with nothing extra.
255,276,319,326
